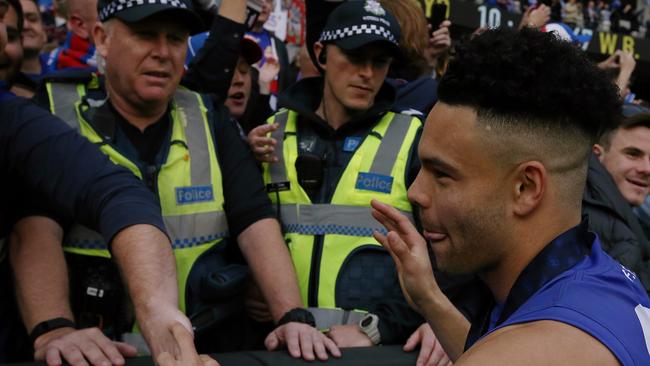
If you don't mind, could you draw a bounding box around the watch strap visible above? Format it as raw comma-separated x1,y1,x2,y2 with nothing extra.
278,308,316,327
29,317,75,345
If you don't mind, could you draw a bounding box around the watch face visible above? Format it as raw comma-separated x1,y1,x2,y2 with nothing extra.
361,316,373,327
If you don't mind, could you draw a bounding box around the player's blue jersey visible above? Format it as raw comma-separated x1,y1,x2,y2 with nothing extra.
489,238,650,365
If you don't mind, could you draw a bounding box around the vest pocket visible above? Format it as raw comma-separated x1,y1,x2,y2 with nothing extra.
185,242,250,335
335,245,405,311
66,253,131,339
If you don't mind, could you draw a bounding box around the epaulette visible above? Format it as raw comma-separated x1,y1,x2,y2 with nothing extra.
41,69,96,85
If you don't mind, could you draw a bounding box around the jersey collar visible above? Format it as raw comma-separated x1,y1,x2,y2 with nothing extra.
465,220,593,349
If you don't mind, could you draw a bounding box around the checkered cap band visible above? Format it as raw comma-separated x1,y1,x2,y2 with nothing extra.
319,23,398,45
99,0,187,22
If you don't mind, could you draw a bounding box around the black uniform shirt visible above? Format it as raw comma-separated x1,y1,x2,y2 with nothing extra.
34,80,274,240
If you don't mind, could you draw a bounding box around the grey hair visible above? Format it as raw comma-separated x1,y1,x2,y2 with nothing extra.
94,20,114,74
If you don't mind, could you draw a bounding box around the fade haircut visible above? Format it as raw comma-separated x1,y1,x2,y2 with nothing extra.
438,28,621,209
439,28,620,144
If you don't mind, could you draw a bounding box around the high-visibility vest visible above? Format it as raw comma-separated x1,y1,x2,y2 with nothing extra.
263,109,421,308
46,81,228,313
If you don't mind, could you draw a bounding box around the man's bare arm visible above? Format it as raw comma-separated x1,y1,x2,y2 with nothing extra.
456,321,619,366
10,216,137,366
237,218,301,321
237,218,340,361
111,224,191,360
10,217,72,331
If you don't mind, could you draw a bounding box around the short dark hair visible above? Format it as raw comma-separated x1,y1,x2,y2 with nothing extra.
621,113,650,129
600,113,650,149
438,28,621,145
6,0,23,33
438,28,623,210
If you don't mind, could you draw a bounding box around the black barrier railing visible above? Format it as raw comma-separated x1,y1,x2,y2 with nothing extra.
1,346,417,366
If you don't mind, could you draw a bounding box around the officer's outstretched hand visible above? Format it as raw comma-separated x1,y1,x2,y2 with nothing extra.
157,323,220,366
137,305,196,364
33,327,137,366
247,123,280,163
370,199,440,315
265,322,341,361
404,323,452,366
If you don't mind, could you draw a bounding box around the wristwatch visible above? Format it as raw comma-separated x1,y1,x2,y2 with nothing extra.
358,313,381,345
29,317,76,345
278,308,316,327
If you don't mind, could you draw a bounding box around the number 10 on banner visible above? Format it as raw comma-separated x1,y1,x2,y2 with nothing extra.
478,5,502,29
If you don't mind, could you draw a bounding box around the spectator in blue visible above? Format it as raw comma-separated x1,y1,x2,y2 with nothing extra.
10,0,50,97
0,0,198,363
0,0,21,88
17,0,47,81
187,31,275,134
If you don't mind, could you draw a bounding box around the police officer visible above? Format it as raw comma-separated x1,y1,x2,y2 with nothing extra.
12,0,339,365
249,0,469,349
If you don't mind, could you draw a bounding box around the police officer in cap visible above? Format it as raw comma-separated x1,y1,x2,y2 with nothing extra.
249,1,478,355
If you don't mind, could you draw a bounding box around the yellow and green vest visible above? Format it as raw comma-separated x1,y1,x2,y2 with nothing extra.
46,81,228,313
263,109,421,308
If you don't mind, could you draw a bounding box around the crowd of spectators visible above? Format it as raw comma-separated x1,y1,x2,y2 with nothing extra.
484,0,650,37
1,0,650,365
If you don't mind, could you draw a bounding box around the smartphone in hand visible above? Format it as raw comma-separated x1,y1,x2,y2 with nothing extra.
428,3,447,34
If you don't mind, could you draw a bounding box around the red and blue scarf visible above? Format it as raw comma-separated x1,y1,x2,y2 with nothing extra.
46,32,97,72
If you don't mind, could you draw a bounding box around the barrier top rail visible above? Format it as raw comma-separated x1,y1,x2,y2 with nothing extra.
1,346,418,366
